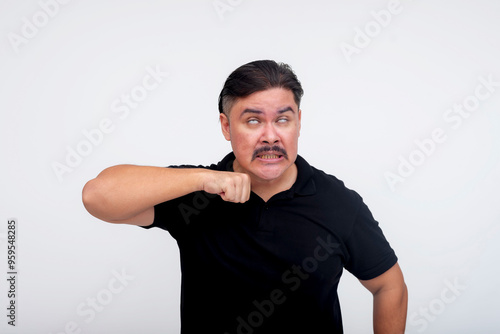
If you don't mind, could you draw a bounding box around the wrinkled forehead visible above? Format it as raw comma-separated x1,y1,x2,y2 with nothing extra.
228,88,299,118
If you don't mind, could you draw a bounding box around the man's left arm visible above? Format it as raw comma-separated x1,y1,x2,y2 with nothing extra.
359,262,408,334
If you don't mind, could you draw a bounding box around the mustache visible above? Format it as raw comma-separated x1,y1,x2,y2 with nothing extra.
251,145,288,161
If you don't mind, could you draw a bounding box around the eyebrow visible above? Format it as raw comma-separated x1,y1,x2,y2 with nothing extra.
240,106,295,118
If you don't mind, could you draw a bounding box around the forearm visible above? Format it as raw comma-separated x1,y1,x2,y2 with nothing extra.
82,165,206,222
373,283,408,334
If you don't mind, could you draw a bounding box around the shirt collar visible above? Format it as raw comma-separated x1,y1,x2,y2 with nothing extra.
217,152,316,197
292,154,316,196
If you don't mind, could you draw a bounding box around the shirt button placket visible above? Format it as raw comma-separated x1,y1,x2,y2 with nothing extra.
258,203,273,233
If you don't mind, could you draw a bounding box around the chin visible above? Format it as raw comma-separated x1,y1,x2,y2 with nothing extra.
249,163,288,182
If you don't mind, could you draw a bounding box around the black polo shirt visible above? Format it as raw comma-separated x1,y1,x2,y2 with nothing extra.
143,152,397,334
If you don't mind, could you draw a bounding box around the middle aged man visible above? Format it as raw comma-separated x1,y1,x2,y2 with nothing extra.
82,60,408,333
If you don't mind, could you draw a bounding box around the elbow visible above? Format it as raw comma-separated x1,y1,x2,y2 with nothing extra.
82,178,101,217
82,172,128,223
82,178,112,221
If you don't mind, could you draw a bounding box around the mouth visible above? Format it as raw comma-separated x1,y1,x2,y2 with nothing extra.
256,153,284,161
252,145,288,162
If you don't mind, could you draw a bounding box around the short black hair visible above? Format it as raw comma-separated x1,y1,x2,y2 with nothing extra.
218,60,304,115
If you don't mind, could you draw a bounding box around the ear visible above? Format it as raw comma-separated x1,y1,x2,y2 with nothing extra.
298,109,302,137
220,113,231,141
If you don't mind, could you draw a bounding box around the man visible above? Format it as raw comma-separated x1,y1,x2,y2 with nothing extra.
82,60,408,333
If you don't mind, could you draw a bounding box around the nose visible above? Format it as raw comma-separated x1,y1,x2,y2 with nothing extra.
260,122,280,144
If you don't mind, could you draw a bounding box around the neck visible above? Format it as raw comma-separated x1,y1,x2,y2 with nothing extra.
233,160,298,202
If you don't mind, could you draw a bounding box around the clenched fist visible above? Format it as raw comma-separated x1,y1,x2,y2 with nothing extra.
201,171,251,203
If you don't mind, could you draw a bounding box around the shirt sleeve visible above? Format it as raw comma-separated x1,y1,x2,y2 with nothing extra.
141,192,197,239
139,164,212,240
343,198,398,280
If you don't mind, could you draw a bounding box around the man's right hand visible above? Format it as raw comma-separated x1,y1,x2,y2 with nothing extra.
82,165,252,226
201,171,251,203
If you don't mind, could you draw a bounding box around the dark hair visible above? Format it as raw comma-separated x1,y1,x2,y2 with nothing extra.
218,60,304,115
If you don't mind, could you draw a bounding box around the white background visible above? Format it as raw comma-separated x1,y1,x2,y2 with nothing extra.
1,0,499,333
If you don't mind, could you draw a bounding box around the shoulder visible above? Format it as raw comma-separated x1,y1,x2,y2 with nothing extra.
294,155,363,226
309,163,362,209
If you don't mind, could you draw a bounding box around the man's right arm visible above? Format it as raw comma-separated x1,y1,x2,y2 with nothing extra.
82,165,251,226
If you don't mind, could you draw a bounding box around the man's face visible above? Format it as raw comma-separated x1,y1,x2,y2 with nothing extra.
220,88,301,183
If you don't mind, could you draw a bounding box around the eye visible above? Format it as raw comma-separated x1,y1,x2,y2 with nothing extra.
277,117,288,123
247,118,259,125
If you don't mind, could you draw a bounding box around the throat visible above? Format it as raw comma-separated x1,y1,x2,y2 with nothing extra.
232,159,298,202
250,164,298,202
